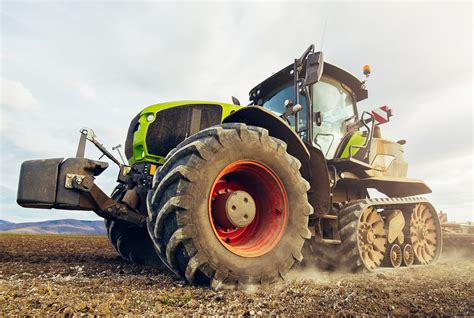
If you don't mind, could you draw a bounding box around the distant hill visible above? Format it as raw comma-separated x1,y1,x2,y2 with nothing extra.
0,219,106,235
0,220,14,226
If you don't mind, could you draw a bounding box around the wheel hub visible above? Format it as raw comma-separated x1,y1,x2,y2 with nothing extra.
367,230,376,244
360,226,376,245
212,190,256,228
416,226,427,240
208,160,288,258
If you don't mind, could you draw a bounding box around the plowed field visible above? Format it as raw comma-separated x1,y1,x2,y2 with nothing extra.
0,234,472,316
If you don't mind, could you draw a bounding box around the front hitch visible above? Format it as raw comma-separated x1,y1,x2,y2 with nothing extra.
16,128,145,226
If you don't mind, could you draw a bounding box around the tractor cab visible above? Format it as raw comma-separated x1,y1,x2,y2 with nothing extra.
248,45,430,198
249,46,369,162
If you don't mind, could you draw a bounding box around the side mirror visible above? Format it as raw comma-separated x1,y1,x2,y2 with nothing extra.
231,96,241,106
284,99,302,114
304,51,324,86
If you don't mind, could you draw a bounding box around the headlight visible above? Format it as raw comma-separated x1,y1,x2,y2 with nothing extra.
146,114,155,122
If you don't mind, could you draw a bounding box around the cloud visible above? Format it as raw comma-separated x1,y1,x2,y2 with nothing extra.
410,154,473,221
0,78,40,112
74,81,99,101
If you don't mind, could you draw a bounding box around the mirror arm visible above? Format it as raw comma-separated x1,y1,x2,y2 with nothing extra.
303,84,313,143
297,44,315,67
293,59,300,133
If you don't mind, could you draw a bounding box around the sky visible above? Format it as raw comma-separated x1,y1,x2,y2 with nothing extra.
0,1,472,223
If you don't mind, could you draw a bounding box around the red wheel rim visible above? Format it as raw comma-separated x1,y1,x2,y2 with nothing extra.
208,160,288,257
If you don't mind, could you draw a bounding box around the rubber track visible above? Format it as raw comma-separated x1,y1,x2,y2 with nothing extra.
337,197,442,272
146,123,313,288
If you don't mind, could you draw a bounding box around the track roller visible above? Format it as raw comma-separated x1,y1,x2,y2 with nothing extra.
385,244,402,268
402,244,415,266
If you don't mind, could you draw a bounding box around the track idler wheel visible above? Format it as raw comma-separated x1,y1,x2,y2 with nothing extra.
357,207,387,270
402,244,415,267
339,204,388,272
410,203,442,265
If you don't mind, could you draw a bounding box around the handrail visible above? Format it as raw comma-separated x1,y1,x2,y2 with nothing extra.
348,111,375,162
314,133,335,157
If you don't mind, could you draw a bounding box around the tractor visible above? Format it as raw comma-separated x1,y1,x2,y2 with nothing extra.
17,45,442,288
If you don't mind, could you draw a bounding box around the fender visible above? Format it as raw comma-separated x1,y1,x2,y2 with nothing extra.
223,106,331,215
224,107,309,162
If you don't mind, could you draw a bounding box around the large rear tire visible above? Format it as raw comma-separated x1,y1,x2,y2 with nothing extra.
147,123,312,288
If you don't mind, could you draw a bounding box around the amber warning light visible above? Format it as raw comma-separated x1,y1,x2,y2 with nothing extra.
363,64,371,77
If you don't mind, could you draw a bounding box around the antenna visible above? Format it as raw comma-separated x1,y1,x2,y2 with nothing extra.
320,17,328,51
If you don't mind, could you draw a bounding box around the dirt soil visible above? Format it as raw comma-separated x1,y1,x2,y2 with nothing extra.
0,234,472,316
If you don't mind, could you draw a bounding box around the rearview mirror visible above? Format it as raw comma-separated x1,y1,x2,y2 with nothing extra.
304,51,324,86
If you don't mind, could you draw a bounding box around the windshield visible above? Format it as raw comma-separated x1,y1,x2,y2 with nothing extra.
312,76,355,159
262,83,308,131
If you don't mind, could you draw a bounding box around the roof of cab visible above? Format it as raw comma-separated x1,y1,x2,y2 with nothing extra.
249,61,368,103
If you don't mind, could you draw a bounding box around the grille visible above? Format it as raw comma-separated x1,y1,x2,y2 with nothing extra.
146,104,222,157
125,112,141,160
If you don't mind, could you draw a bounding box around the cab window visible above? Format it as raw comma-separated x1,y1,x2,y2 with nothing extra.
312,76,355,159
263,83,308,130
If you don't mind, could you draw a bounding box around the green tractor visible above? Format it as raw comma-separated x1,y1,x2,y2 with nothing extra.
17,45,442,288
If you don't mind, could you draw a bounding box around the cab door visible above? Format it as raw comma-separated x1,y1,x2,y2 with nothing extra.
311,75,357,159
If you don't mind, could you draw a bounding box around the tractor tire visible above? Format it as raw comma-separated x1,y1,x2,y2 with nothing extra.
105,219,161,265
147,123,313,289
303,239,339,271
104,186,161,265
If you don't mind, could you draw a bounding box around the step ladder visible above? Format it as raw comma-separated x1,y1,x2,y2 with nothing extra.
316,214,342,244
